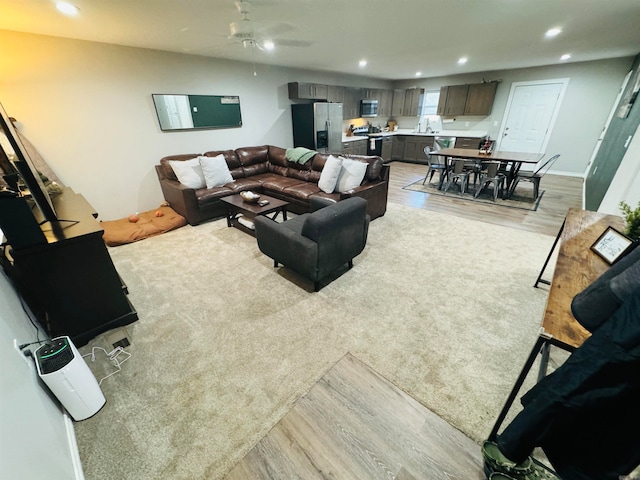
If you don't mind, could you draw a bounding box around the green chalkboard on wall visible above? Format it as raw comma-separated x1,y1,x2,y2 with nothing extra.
152,94,242,131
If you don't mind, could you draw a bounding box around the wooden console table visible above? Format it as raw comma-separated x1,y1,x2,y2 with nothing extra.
488,208,624,440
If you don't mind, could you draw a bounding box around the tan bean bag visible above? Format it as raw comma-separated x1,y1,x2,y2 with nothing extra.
101,205,187,247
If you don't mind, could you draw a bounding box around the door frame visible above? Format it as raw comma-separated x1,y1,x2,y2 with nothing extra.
496,78,570,154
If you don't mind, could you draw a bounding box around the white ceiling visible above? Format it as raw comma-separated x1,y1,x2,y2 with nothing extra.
1,0,640,80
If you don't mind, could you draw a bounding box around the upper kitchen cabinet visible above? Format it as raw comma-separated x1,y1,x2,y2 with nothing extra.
288,82,328,100
327,85,345,103
437,82,498,116
392,88,424,117
362,88,379,99
343,87,362,119
438,85,469,116
403,88,424,117
378,89,393,117
391,89,405,117
464,82,498,115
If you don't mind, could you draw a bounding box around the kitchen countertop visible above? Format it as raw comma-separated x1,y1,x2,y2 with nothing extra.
343,129,487,142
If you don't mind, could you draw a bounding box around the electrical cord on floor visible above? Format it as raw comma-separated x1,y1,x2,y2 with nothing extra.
82,346,132,385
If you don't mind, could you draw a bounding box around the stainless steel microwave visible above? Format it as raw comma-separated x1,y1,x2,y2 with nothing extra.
360,99,378,117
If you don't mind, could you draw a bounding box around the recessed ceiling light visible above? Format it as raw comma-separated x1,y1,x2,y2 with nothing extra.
359,59,367,68
415,71,422,77
560,53,572,61
545,27,562,38
263,40,275,51
458,57,468,65
55,2,79,16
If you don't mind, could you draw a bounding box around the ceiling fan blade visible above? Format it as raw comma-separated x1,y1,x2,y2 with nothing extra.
255,21,295,37
273,39,312,48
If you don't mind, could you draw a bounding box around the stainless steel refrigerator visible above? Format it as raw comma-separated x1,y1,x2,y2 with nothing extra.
291,103,343,153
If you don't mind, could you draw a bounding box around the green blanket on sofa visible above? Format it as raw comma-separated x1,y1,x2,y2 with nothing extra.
285,147,317,164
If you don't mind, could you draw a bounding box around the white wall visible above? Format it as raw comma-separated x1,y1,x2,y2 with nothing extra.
0,270,82,479
0,30,389,221
395,58,634,176
0,29,632,221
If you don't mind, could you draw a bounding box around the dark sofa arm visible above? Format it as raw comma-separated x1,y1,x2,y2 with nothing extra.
340,180,388,219
155,165,200,225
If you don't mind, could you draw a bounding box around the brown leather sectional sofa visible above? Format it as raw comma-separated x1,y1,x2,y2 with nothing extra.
155,145,389,225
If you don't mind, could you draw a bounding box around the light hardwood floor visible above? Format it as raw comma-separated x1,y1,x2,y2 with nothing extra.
226,353,485,480
387,161,584,237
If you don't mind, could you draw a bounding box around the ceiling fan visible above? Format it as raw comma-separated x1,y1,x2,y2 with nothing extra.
226,1,311,51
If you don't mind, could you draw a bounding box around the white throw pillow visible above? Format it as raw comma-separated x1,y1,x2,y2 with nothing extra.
336,158,368,193
199,154,234,188
317,155,343,193
169,158,206,189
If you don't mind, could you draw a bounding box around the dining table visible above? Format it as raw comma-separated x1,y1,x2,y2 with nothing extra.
431,148,545,199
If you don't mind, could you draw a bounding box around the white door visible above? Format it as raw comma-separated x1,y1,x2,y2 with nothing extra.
498,79,568,156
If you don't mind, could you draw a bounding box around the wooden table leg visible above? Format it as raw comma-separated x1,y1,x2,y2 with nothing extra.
534,217,565,288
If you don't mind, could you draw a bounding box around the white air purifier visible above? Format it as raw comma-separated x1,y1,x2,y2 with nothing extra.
35,336,106,421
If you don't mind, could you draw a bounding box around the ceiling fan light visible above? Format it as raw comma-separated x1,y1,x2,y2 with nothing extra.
230,20,253,38
56,2,79,16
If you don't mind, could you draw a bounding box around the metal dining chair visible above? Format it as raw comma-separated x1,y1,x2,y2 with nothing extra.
474,162,505,201
444,159,471,195
422,146,448,189
508,154,560,199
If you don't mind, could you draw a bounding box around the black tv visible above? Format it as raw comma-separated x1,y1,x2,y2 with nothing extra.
0,102,58,224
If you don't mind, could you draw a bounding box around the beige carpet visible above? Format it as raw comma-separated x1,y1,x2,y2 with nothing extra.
74,202,556,480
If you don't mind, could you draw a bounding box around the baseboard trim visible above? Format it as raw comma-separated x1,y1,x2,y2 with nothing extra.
547,169,585,178
64,413,85,480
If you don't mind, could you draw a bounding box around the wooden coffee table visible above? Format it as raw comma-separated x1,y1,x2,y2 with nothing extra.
220,193,288,236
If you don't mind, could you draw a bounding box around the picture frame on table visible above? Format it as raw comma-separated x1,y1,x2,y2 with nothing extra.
590,226,635,264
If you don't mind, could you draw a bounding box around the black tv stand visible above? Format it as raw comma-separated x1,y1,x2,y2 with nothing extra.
1,187,137,346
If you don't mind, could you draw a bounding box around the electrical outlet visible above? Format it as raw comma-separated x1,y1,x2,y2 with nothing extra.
465,122,470,127
13,339,35,367
105,327,131,350
493,121,499,127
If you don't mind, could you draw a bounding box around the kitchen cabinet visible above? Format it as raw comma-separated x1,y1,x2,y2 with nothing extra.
288,82,328,100
343,87,362,119
362,88,379,99
391,88,424,117
438,85,469,116
342,138,367,156
392,135,406,160
464,82,498,115
378,89,393,117
404,136,433,162
455,136,486,149
391,90,405,117
437,82,498,116
327,85,344,103
353,139,367,155
381,136,392,161
402,88,424,117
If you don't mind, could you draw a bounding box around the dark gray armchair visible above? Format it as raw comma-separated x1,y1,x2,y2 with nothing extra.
254,197,370,291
